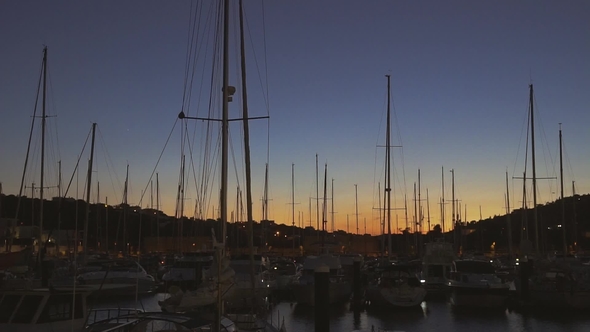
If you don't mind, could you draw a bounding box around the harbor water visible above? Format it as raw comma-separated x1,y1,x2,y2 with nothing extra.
91,293,590,332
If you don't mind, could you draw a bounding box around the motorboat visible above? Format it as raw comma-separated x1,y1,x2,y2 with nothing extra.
421,241,455,295
75,258,156,295
447,259,509,308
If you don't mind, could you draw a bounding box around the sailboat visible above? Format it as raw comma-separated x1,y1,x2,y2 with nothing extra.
522,109,590,309
0,46,98,332
158,3,279,327
365,75,426,308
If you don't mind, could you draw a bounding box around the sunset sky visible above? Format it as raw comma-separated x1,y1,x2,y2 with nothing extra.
1,1,588,235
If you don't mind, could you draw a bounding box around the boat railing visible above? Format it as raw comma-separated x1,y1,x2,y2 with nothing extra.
85,307,144,328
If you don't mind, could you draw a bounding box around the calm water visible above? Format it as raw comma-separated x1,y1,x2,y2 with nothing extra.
91,293,590,332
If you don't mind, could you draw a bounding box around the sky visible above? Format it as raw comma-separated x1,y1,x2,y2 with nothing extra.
1,0,589,236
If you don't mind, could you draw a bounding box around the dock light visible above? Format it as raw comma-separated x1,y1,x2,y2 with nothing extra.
420,279,426,284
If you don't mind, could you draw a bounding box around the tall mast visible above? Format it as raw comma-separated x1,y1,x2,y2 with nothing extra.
96,181,100,250
263,163,268,246
83,122,96,264
38,46,47,260
238,0,256,293
156,173,160,252
572,181,577,249
413,182,417,252
521,171,528,241
123,164,129,254
322,163,328,248
451,168,456,251
292,163,295,250
57,161,62,254
505,171,513,259
418,169,421,234
308,197,311,228
216,0,230,330
105,196,109,254
355,184,359,235
331,178,334,233
418,169,422,255
385,74,392,259
441,166,445,236
529,84,539,255
404,194,409,253
220,0,230,247
559,123,567,256
426,188,431,234
316,153,319,238
380,178,385,255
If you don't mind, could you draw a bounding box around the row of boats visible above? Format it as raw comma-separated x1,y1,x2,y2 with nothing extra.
3,239,590,331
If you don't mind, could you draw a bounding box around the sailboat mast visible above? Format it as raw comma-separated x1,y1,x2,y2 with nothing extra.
505,171,513,259
413,182,417,251
38,47,47,259
105,196,109,254
418,169,422,255
97,181,100,250
559,123,567,255
418,169,421,234
529,84,539,255
426,188,430,234
156,173,160,252
83,123,96,263
572,181,577,249
386,74,392,259
238,0,256,292
316,153,319,238
57,161,62,254
331,178,334,233
263,163,268,246
322,163,328,248
355,184,359,235
292,164,296,249
123,164,129,254
451,168,456,251
441,166,445,235
217,0,230,330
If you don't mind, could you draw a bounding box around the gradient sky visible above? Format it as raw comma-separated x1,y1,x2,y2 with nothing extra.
1,1,589,235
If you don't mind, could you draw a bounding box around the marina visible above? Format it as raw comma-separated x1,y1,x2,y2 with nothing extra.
1,0,590,331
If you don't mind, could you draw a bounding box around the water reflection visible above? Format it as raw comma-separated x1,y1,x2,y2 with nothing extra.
90,293,590,332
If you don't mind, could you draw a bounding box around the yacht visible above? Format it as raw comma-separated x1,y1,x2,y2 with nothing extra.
421,241,455,295
447,259,509,308
75,258,156,295
365,261,426,307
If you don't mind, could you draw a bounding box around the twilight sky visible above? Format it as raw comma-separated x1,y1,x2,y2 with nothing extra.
1,0,588,235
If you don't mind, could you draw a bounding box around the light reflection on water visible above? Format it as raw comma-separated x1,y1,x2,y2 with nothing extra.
90,294,590,332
